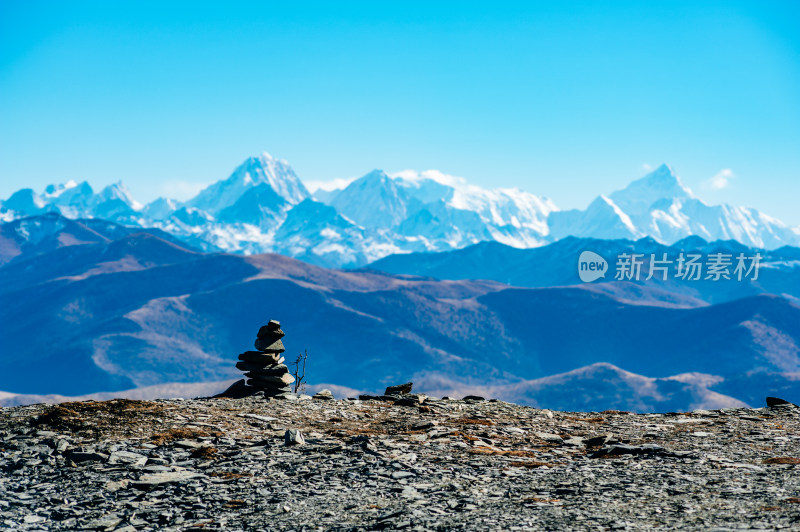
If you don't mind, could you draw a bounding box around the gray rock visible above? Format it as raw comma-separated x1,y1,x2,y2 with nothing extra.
108,450,148,466
257,325,285,339
246,373,295,387
132,470,205,489
254,337,285,353
582,434,611,447
238,351,283,364
82,514,122,530
767,396,792,407
312,389,335,401
534,432,564,444
236,361,288,374
66,451,109,463
462,395,485,401
256,320,283,336
589,444,668,458
284,429,305,446
385,382,413,395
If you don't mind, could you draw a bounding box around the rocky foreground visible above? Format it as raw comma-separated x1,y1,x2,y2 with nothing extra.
2,393,800,531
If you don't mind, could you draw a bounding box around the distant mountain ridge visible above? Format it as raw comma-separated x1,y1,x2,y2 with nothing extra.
369,236,800,306
1,212,800,412
2,154,798,268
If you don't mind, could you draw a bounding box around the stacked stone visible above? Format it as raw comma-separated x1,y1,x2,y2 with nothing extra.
235,320,295,398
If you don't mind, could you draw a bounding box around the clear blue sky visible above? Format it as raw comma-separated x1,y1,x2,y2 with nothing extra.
1,1,799,223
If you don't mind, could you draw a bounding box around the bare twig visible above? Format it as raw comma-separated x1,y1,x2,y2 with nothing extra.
292,350,308,394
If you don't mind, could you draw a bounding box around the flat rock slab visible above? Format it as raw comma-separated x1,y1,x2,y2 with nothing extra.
247,373,295,386
66,451,109,463
108,451,148,466
239,351,284,365
236,362,289,374
132,470,205,489
254,337,285,353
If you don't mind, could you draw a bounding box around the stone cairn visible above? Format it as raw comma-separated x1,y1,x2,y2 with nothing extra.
233,320,295,398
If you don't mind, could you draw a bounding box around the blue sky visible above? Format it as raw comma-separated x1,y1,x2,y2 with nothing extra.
1,1,799,223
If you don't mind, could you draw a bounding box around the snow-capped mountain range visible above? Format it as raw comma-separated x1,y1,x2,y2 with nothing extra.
1,153,798,267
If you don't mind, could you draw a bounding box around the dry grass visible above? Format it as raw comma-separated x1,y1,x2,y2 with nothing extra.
190,446,219,460
223,499,247,508
33,399,169,438
763,457,800,465
210,471,253,480
453,431,482,442
507,460,556,468
522,496,561,503
563,416,606,424
151,427,213,445
469,448,543,458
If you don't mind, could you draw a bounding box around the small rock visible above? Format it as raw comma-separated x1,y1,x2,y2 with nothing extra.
534,432,564,444
284,429,305,446
385,382,413,395
238,351,283,365
247,373,295,387
589,444,667,458
767,397,792,407
254,337,286,353
82,514,122,530
66,451,109,463
108,450,148,466
257,321,285,338
312,389,335,401
582,434,611,447
395,394,425,407
462,395,485,401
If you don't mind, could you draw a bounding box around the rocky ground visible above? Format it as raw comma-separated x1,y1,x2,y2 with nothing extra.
2,392,800,531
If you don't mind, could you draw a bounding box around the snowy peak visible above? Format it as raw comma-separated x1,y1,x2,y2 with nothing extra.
548,195,640,241
563,164,800,250
95,181,142,210
392,169,556,242
2,155,799,268
609,164,693,215
329,169,409,228
187,153,309,214
216,182,288,228
49,181,94,208
2,189,48,214
143,197,179,221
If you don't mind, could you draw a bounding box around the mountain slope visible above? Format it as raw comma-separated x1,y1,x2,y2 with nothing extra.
3,217,800,412
369,236,800,305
